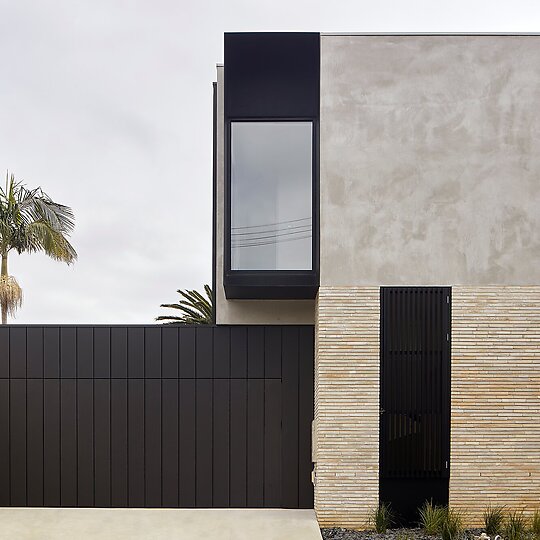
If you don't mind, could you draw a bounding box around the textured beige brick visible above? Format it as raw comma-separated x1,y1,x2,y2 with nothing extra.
450,286,540,525
314,287,380,529
314,286,540,529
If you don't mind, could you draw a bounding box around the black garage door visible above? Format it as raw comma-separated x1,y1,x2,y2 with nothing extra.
0,325,314,508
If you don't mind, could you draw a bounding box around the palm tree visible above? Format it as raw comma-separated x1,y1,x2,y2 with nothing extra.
0,172,77,324
156,284,213,325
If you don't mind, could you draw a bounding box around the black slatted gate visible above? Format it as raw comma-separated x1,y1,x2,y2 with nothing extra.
379,288,451,523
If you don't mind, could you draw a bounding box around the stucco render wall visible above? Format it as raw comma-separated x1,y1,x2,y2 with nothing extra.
314,287,379,528
320,35,540,287
450,286,540,524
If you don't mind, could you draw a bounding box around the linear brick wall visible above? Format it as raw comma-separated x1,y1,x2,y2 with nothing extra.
450,286,540,524
314,287,380,528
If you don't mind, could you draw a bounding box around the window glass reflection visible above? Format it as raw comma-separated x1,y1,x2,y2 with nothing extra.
231,122,312,270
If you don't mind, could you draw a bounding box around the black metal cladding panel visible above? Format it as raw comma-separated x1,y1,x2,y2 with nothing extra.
224,32,320,119
0,325,314,509
380,288,451,480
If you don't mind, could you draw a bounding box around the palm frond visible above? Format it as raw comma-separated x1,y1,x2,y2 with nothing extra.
25,221,77,263
0,174,76,258
159,303,203,320
156,284,213,325
30,197,75,234
155,316,191,325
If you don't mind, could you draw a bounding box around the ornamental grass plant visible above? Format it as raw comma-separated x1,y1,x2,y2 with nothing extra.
484,505,506,536
440,508,464,540
504,511,528,540
371,502,394,533
532,509,540,540
419,500,447,536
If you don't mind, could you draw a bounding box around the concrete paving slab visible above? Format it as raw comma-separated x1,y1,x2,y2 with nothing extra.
0,508,322,540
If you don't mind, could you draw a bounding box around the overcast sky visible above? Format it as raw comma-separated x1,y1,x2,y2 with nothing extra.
1,0,539,323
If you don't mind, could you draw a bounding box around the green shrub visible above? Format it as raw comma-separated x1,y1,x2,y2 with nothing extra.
504,510,528,540
531,509,540,540
419,500,447,535
483,505,506,536
440,508,464,540
371,502,394,533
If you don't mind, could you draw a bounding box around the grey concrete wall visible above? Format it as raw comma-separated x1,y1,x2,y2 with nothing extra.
214,66,315,325
320,35,540,286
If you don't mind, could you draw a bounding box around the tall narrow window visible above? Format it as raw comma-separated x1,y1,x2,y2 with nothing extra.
230,121,313,271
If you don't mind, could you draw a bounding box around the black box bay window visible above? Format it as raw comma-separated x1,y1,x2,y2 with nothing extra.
223,33,320,299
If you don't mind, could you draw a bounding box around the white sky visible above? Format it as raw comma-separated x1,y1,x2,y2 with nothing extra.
0,0,539,323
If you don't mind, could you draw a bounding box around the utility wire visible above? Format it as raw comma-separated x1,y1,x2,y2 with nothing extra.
232,229,311,243
232,223,311,237
232,234,312,248
231,216,311,230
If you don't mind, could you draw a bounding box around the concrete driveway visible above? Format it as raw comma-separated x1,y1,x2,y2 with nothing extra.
0,508,322,540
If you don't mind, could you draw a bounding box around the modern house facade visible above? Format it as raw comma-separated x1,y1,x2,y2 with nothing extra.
1,31,539,532
214,33,540,527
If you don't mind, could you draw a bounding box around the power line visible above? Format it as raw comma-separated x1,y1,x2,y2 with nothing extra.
232,234,312,248
231,216,311,230
232,229,312,243
232,223,311,237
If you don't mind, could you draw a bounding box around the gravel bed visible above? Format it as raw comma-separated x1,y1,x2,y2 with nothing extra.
321,528,484,540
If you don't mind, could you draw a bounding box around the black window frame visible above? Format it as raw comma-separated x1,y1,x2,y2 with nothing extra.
224,117,319,299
